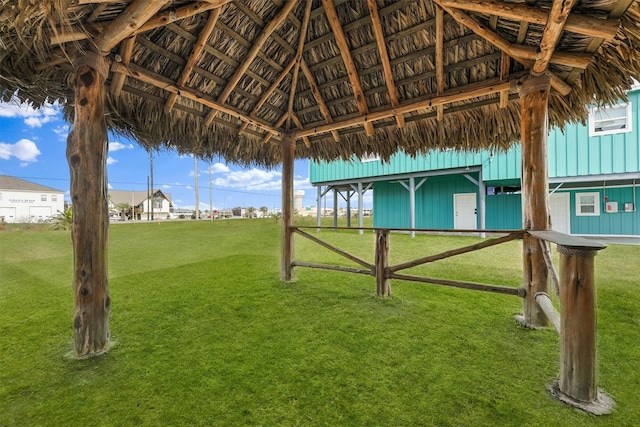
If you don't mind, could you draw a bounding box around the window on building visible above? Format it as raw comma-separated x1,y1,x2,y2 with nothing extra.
153,195,163,209
52,195,57,202
0,193,2,201
360,152,380,163
576,192,600,216
41,194,47,201
589,103,632,136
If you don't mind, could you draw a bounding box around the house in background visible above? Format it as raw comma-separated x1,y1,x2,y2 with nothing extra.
0,175,65,223
108,189,173,220
310,87,640,236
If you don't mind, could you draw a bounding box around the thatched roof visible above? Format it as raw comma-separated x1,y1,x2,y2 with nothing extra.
1,0,639,167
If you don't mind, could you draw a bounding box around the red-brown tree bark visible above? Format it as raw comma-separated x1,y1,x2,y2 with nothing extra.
67,56,110,357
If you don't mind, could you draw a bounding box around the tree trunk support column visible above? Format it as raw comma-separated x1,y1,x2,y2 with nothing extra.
281,135,295,281
67,52,111,358
548,245,613,415
517,74,551,328
375,229,390,296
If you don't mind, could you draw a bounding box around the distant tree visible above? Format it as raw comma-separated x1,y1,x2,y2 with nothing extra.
259,206,268,217
51,207,73,231
115,202,131,220
246,206,256,218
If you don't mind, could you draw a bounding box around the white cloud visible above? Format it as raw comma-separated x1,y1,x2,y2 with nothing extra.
213,168,281,190
210,162,230,173
109,141,134,151
0,98,61,127
161,184,171,189
0,138,41,162
106,156,117,165
108,183,113,189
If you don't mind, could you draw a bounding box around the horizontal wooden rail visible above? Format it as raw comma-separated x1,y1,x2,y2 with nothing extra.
389,273,525,296
389,232,521,273
294,226,526,236
293,228,373,269
534,292,561,334
292,261,373,276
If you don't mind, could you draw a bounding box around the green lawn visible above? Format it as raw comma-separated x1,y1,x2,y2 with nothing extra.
1,219,639,426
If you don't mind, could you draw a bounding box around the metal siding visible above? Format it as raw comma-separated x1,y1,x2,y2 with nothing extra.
373,181,410,228
569,186,640,235
485,194,522,229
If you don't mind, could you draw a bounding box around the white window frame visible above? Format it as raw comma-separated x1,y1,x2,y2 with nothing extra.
576,192,600,216
41,194,47,201
588,102,632,136
52,195,57,202
360,152,380,163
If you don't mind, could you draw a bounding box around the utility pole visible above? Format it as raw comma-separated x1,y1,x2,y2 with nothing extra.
194,155,199,220
149,152,154,220
209,163,213,221
147,176,150,221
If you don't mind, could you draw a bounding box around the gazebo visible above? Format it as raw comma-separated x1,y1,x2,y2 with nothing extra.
2,0,639,414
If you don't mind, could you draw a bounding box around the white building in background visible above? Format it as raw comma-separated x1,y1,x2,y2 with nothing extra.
0,175,65,223
294,190,305,211
108,189,173,220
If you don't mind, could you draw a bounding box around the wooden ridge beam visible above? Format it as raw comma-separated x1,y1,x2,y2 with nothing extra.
435,2,572,95
94,0,169,55
499,51,510,108
438,0,620,40
109,35,136,96
300,59,341,142
204,0,298,126
286,0,313,132
435,5,445,121
367,0,405,128
165,7,222,112
322,0,375,136
111,62,282,137
292,78,514,139
533,0,579,74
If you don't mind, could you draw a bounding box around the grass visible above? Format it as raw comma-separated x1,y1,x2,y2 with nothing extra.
1,218,639,426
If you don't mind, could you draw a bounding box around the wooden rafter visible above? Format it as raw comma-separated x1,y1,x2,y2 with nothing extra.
322,0,375,136
109,35,136,96
51,2,220,45
293,77,514,139
435,5,445,121
300,59,341,142
290,112,311,148
437,0,619,40
203,0,298,126
286,0,313,132
237,58,297,136
94,0,169,55
367,0,404,128
262,113,289,144
111,62,282,137
165,7,222,112
533,0,578,74
499,51,510,108
434,2,572,95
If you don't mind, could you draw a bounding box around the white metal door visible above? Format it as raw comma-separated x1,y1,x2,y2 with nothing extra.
454,193,477,230
549,192,570,234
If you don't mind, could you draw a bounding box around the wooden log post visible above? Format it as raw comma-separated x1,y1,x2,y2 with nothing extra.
281,135,295,281
375,229,390,296
518,75,551,328
67,52,111,357
548,245,613,414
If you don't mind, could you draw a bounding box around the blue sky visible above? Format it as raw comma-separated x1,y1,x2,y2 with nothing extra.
0,96,317,211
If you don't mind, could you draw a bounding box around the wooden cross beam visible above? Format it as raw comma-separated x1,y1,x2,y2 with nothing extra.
435,5,445,121
286,0,313,132
533,0,578,75
204,0,298,126
367,0,405,128
165,8,222,112
322,0,375,136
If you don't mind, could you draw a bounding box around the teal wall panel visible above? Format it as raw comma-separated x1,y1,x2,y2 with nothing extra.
373,181,410,228
568,186,640,235
485,194,522,230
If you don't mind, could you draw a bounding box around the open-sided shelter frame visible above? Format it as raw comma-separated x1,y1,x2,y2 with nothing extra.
2,0,639,414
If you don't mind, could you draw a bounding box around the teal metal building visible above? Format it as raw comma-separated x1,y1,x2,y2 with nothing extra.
309,87,640,236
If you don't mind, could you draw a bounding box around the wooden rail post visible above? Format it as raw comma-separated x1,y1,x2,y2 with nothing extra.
281,135,295,281
375,229,390,296
549,244,613,414
67,52,111,357
518,74,551,327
